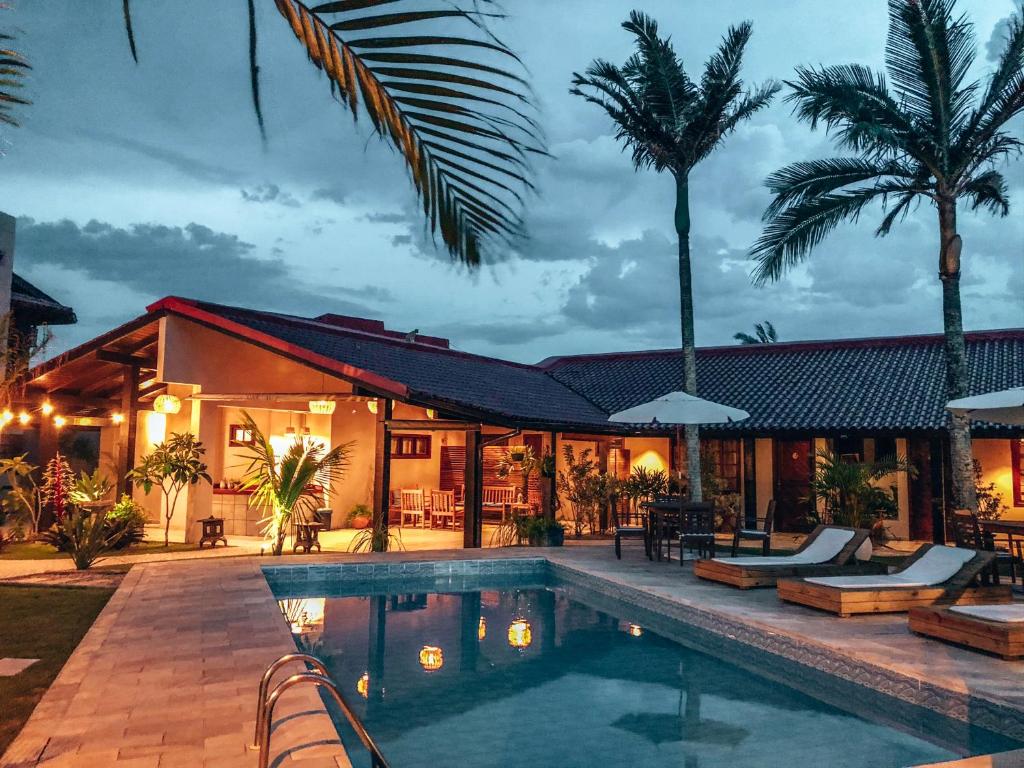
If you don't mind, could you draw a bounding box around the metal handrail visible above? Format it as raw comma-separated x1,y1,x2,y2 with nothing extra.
257,671,391,768
251,652,329,750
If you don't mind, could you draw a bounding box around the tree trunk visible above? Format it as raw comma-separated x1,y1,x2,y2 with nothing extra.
937,198,978,514
675,175,702,501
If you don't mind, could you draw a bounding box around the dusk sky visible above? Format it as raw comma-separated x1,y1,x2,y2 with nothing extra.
4,0,1022,364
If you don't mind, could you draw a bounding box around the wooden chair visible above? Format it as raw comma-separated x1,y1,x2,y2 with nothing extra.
647,495,682,562
679,502,716,563
400,489,426,528
430,490,456,529
731,499,776,557
614,501,649,560
950,509,1010,585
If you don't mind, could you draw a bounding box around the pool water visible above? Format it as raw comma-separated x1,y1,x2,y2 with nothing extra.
274,582,1016,768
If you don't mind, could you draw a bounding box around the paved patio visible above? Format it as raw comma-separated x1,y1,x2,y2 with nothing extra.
3,543,1022,767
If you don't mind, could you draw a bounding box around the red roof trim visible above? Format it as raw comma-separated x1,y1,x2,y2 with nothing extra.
147,297,409,399
538,328,1024,368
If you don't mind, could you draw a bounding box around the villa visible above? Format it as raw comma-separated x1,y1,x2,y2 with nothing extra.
17,295,1024,544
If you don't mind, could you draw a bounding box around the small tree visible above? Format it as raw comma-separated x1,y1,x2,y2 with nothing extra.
557,445,603,537
973,459,1008,521
127,433,211,547
807,449,916,531
0,454,44,535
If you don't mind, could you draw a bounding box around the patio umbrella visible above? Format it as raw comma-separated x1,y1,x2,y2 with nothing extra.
608,391,750,426
946,387,1024,426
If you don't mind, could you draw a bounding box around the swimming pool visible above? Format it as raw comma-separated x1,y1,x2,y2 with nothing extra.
267,565,1020,768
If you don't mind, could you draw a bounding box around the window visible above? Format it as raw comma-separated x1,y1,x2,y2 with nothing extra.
702,438,740,493
392,434,431,459
833,435,864,463
228,424,255,447
1013,440,1023,508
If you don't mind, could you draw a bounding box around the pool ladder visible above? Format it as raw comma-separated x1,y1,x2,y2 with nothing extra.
252,652,391,768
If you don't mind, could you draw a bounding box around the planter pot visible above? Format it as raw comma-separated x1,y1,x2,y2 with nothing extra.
529,528,565,547
351,515,371,530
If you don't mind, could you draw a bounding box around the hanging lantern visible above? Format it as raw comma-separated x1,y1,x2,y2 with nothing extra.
367,400,379,415
507,618,532,649
356,672,369,699
308,400,336,415
627,624,643,638
153,394,182,415
419,645,444,672
285,426,296,436
477,616,487,641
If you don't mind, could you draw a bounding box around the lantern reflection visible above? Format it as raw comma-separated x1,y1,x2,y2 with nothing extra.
628,623,643,638
356,672,369,698
477,616,487,641
419,645,444,672
507,617,532,649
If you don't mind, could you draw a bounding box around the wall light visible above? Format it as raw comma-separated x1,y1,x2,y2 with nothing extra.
111,412,125,425
308,399,336,415
367,400,379,415
153,394,182,415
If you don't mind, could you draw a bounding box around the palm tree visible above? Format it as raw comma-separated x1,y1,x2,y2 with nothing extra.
751,0,1024,513
119,0,544,266
237,411,352,556
571,12,778,500
1,7,30,127
734,320,778,345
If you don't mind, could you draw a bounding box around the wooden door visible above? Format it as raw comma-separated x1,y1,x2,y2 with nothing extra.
774,439,814,532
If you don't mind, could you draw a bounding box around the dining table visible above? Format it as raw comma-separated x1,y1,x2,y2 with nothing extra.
979,519,1024,585
641,498,684,562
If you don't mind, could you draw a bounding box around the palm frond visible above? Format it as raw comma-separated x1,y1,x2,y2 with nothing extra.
962,169,1010,216
122,0,138,62
248,0,266,142
751,183,915,284
885,0,977,160
763,157,919,218
0,22,30,128
621,11,695,129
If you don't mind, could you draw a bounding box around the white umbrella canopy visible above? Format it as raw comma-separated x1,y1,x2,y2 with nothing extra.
609,391,750,425
946,387,1024,426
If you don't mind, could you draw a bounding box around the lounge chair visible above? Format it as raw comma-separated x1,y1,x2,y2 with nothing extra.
777,544,1011,617
694,525,882,589
909,604,1024,660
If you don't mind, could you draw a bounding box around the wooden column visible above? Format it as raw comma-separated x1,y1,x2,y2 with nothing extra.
463,429,482,548
596,437,610,532
371,398,392,551
116,365,140,497
544,431,558,520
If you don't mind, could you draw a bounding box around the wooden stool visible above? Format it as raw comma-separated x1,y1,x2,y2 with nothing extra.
293,522,322,554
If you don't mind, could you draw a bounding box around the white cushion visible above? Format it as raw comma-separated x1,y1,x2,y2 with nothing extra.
949,604,1024,623
805,546,975,588
713,527,855,567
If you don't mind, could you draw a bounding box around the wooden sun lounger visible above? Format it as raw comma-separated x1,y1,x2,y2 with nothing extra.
777,545,1011,618
693,525,885,589
909,606,1024,660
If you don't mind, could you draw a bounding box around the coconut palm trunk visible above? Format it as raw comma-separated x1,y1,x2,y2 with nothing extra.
938,198,978,511
675,175,702,501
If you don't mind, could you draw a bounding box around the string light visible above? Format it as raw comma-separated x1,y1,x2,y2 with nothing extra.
41,401,54,416
17,411,29,426
53,415,67,429
1,410,13,424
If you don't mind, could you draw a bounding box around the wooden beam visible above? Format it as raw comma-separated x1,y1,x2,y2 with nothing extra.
96,350,157,368
116,366,141,497
386,419,481,432
371,399,393,551
463,429,482,548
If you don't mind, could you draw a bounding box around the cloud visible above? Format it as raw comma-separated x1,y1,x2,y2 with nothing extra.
76,129,241,186
240,183,300,207
14,217,381,321
311,185,352,206
363,212,408,224
986,4,1023,61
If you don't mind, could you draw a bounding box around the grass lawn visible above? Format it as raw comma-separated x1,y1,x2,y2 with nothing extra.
0,541,196,561
0,584,114,755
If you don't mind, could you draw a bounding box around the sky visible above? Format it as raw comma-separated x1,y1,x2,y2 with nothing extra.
3,0,1022,364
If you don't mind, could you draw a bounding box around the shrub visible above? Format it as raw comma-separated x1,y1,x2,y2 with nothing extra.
105,495,147,549
54,507,126,570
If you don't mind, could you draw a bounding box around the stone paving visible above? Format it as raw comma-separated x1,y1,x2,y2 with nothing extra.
3,542,1023,767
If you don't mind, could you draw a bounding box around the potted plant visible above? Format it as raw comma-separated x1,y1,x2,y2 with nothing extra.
236,411,353,556
347,504,372,529
496,445,539,504
526,516,565,547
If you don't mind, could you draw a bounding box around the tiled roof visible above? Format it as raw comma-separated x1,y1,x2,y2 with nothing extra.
541,330,1024,433
11,273,76,325
181,300,612,430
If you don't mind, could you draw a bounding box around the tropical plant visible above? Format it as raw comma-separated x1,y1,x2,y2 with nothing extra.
496,444,539,504
556,444,609,536
236,411,351,555
348,513,404,553
52,506,127,570
734,321,778,345
572,13,778,501
69,469,114,509
105,494,148,549
0,454,44,535
119,0,543,266
344,503,372,528
807,448,916,530
751,0,1024,513
0,313,52,409
973,459,1008,521
41,452,74,525
127,433,212,547
0,8,30,128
